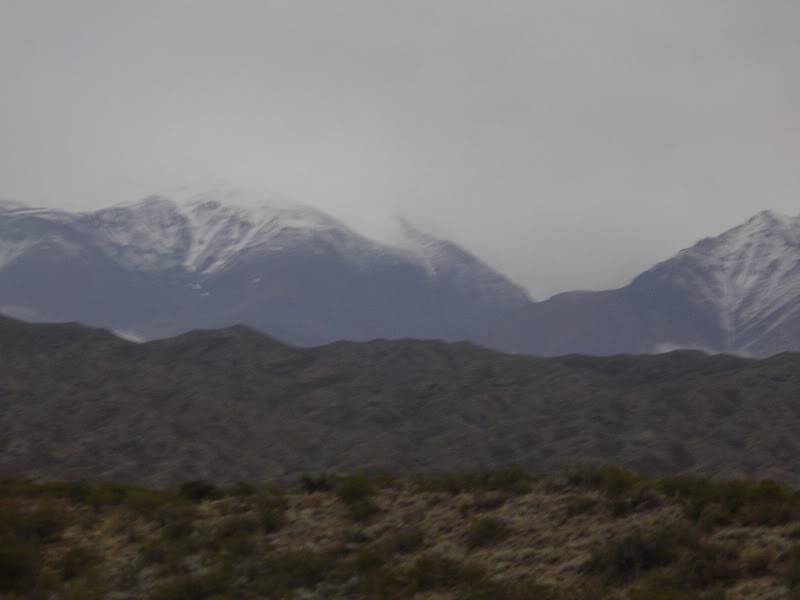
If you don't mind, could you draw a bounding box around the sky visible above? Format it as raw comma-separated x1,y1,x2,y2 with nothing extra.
1,1,799,299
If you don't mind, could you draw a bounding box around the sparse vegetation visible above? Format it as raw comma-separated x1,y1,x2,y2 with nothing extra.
0,468,799,598
466,516,510,549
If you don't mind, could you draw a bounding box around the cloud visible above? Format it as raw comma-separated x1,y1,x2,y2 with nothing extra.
1,1,798,298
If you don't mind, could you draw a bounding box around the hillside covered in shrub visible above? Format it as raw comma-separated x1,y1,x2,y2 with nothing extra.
4,315,800,485
3,467,800,599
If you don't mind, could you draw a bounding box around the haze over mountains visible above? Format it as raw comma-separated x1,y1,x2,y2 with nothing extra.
2,193,800,356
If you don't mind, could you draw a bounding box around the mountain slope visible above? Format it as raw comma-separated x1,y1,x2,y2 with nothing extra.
0,194,531,344
484,210,800,357
3,315,800,486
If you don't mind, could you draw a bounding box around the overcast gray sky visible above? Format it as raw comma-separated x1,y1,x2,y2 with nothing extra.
1,1,798,298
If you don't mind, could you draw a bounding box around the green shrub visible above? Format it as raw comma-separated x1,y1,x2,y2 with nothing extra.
300,474,334,493
564,494,600,520
657,476,796,525
260,549,334,590
418,466,532,496
86,484,127,510
149,568,230,600
741,547,773,576
463,578,560,600
672,542,738,588
162,517,194,541
224,482,255,497
408,553,486,591
471,491,510,512
347,498,380,521
178,481,219,502
355,547,388,573
786,545,800,589
213,516,259,549
336,474,375,506
588,522,699,582
390,527,424,554
466,517,510,549
569,465,645,497
59,546,98,580
61,579,109,600
22,504,67,542
0,538,39,592
140,539,169,564
125,488,175,517
697,504,731,532
220,533,256,560
257,493,288,533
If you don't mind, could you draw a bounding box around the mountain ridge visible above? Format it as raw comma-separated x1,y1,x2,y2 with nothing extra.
4,194,800,356
4,314,800,486
0,193,531,345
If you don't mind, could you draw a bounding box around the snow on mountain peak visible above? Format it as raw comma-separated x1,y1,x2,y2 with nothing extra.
394,217,533,307
645,208,800,351
71,191,363,273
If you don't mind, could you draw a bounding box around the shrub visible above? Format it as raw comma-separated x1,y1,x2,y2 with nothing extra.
260,549,334,590
471,491,510,512
178,481,219,502
224,482,255,497
742,547,773,576
672,542,738,588
355,547,388,573
125,488,175,517
409,553,483,591
564,494,600,520
418,467,532,496
588,522,699,582
485,466,533,494
220,533,256,560
257,493,288,533
0,538,39,592
786,545,800,589
463,578,561,600
149,568,230,600
347,498,380,521
61,579,109,600
336,474,375,506
85,483,127,510
697,504,731,532
59,546,98,580
162,517,194,541
609,487,662,517
657,476,796,525
466,517,510,549
390,527,425,554
569,465,644,497
22,503,67,542
213,516,259,548
300,474,334,493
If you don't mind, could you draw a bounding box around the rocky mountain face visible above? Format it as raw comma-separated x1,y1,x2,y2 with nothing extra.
483,210,800,357
0,193,531,344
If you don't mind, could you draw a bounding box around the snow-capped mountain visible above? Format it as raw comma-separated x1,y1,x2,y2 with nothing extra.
634,210,800,355
6,195,800,357
484,209,800,357
0,193,532,344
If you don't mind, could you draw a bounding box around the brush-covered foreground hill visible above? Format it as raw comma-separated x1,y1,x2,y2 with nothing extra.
3,468,800,599
2,315,800,486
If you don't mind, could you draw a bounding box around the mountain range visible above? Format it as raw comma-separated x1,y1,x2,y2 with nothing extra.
0,192,530,345
2,193,800,356
2,314,800,486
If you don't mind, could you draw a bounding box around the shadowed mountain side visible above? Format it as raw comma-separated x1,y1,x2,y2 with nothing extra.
1,315,799,487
